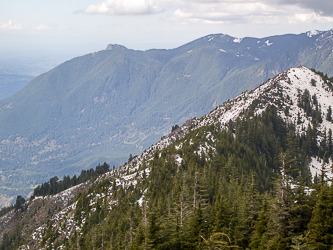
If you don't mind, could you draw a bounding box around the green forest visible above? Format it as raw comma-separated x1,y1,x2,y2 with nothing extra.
3,103,329,250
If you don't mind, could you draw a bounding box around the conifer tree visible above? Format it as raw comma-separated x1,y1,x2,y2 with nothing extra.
307,183,333,249
264,151,296,249
307,160,333,249
147,210,159,249
183,202,205,249
250,194,270,250
132,223,145,250
237,173,260,248
211,194,231,235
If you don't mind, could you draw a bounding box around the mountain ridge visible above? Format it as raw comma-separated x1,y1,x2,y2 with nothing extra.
1,29,333,204
129,66,333,179
1,66,333,249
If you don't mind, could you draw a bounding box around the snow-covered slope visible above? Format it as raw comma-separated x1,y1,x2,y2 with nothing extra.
5,66,333,249
193,67,333,179
128,66,333,179
196,67,331,129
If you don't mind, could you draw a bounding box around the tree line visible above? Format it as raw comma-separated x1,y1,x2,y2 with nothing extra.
32,162,111,197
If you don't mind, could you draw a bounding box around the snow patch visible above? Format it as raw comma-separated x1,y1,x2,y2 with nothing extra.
309,157,333,181
208,36,214,42
175,142,183,150
307,30,320,38
137,188,148,207
265,40,273,46
233,38,242,43
195,142,216,158
174,154,183,166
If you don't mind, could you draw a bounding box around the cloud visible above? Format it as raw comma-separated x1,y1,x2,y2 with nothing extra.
0,20,24,30
169,0,333,24
84,0,163,15
166,1,293,24
269,0,333,17
35,24,52,30
82,0,333,25
288,12,333,24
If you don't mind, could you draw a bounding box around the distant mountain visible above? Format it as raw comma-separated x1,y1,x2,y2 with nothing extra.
2,66,333,249
1,29,333,204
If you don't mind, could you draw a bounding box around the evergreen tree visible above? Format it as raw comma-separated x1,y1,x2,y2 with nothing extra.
211,194,231,235
250,194,270,250
147,210,159,249
264,151,296,249
307,184,333,249
237,173,260,248
15,195,25,211
183,202,205,249
132,223,145,250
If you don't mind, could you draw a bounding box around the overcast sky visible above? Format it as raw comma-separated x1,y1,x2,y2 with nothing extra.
1,0,333,53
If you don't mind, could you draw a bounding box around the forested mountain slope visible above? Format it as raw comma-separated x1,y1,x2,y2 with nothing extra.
2,30,333,203
1,66,333,249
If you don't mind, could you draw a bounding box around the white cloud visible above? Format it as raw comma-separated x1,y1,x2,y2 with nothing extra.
83,0,333,25
35,24,52,30
288,13,333,24
167,1,290,24
0,20,24,30
290,13,318,23
84,0,163,15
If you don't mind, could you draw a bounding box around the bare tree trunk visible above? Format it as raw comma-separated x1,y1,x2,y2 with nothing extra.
92,226,95,250
194,166,198,209
129,216,133,245
110,232,113,250
102,227,104,250
144,201,148,250
77,232,80,250
168,194,171,216
181,199,183,226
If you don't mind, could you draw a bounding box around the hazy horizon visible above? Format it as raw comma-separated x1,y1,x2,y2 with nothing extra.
2,0,333,53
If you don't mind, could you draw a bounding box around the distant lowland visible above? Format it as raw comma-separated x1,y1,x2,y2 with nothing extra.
0,50,84,100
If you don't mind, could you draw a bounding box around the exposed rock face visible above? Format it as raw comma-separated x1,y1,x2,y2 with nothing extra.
105,44,126,50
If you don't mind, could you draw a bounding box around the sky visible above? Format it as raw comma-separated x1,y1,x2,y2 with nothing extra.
1,0,333,54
